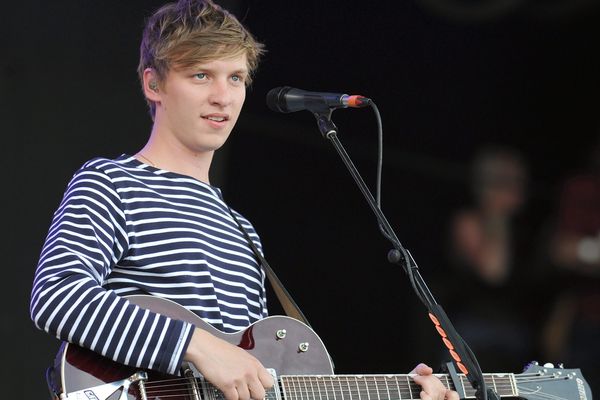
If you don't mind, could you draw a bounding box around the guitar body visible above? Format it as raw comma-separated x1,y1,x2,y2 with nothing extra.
48,295,593,400
50,295,333,399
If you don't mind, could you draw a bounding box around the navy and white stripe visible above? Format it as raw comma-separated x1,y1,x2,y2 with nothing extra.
30,155,268,375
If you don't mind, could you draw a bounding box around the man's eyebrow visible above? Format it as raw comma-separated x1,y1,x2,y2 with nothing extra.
188,65,248,74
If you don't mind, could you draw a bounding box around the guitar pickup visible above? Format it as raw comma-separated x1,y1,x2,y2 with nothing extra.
182,363,281,400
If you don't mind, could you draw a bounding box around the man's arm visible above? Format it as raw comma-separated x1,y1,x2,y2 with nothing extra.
30,165,193,375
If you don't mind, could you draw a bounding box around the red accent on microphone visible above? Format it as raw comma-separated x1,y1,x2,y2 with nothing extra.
346,95,369,108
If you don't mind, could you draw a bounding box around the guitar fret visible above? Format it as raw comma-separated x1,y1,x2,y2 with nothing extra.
354,376,362,400
284,377,291,400
291,376,299,400
302,376,309,400
303,376,309,400
491,375,497,394
295,377,303,400
329,376,337,400
383,376,391,400
337,377,345,400
394,376,402,400
459,374,471,398
405,376,413,400
510,374,518,397
309,376,317,400
306,377,313,400
345,377,353,400
373,376,380,400
304,376,311,400
285,377,292,400
364,377,371,400
317,377,325,400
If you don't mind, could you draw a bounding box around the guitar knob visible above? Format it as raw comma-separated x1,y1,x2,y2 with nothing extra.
298,342,309,352
543,363,554,368
276,329,287,340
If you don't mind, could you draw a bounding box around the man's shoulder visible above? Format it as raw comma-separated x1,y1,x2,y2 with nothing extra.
71,155,151,181
65,155,147,192
79,155,135,173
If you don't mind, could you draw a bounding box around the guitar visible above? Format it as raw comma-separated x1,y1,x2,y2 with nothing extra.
47,295,593,400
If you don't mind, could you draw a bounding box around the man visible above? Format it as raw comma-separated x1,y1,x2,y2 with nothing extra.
30,1,458,399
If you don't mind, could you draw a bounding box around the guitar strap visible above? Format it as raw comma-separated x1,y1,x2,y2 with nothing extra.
229,207,311,327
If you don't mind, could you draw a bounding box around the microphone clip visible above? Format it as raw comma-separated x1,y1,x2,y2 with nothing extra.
313,111,338,139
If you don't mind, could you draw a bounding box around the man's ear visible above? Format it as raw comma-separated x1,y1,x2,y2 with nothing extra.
142,68,162,103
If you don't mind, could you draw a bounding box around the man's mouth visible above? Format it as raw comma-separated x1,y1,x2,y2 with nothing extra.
202,114,229,122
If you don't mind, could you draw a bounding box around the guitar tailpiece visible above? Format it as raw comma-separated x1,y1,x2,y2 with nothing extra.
63,371,148,400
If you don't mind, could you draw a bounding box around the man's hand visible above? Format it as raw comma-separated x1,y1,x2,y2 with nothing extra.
411,363,459,400
184,327,274,400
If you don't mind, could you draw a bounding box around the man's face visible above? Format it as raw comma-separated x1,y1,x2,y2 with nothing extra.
154,54,248,154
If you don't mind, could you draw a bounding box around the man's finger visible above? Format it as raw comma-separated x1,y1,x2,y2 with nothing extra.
412,374,436,395
258,367,275,389
222,387,239,400
248,377,266,400
236,383,251,400
411,363,434,375
420,390,433,400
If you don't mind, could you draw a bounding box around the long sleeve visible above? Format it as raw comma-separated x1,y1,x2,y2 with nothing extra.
30,165,194,375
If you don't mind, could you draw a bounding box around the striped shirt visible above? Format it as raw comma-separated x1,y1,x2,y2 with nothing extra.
30,155,268,375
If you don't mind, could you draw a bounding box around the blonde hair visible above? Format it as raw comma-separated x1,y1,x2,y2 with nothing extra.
138,0,265,117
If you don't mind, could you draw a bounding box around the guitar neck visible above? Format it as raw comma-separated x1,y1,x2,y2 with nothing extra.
276,373,518,400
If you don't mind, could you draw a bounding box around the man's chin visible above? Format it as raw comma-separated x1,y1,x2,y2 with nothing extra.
193,141,227,154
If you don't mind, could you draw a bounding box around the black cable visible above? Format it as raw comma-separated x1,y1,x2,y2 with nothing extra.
371,101,383,209
369,101,397,245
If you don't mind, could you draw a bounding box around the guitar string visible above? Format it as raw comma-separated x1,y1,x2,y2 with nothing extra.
142,372,544,387
141,373,564,399
142,378,514,400
143,375,519,388
141,382,571,400
142,381,513,394
143,377,517,391
143,379,515,398
143,382,516,392
139,391,568,400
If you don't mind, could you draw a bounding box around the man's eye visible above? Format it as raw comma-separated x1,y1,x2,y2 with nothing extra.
194,73,207,80
231,75,244,83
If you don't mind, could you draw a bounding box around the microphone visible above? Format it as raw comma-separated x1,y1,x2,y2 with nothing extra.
266,86,371,114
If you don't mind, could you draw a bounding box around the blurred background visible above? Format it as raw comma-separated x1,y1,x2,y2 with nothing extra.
3,0,599,398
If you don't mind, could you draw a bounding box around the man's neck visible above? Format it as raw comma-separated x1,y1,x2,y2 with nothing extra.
137,127,214,185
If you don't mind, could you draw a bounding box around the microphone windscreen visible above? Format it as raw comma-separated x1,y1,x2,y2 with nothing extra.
266,86,292,113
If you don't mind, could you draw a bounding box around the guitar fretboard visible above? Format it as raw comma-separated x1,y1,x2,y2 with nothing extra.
278,374,518,400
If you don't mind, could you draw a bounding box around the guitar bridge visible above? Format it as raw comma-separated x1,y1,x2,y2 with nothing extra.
62,371,148,400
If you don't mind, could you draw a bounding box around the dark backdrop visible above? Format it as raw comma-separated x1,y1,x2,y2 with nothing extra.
3,1,599,398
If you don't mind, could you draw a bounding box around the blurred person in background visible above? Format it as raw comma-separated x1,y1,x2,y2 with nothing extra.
447,146,533,371
543,136,600,394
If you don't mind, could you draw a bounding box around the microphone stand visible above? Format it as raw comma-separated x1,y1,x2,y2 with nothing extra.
312,111,498,400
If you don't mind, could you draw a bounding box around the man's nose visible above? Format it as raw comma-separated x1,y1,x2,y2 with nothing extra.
208,79,232,106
